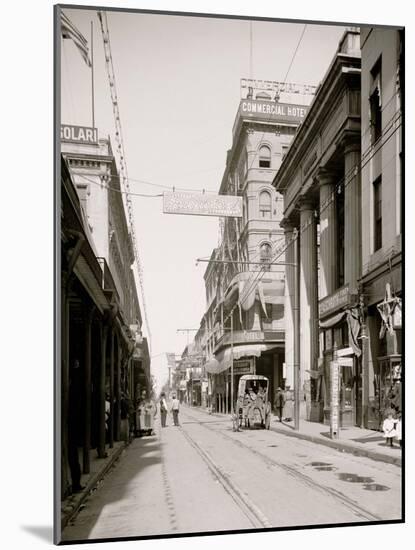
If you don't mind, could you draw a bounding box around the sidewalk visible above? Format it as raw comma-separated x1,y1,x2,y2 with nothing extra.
269,417,402,467
61,441,127,531
192,407,402,467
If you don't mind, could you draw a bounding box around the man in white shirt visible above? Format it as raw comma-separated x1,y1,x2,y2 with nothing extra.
171,394,180,426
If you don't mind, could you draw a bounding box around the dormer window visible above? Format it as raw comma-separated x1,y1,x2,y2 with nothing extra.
259,145,271,168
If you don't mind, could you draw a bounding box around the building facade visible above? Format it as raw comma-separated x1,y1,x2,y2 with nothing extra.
273,29,362,425
203,81,315,413
272,27,403,430
60,129,151,502
359,27,403,429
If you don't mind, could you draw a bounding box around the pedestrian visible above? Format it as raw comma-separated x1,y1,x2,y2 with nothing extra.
274,387,286,422
171,393,180,426
382,410,397,447
136,390,156,436
105,393,111,442
120,391,132,442
159,392,168,427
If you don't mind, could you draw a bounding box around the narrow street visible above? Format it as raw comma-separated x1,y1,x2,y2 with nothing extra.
63,407,401,542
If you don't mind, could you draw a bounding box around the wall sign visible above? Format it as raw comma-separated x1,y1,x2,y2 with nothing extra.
330,361,340,439
239,100,309,124
319,284,350,318
231,360,252,375
61,124,98,144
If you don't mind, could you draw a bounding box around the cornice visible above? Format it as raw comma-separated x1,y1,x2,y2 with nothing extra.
273,54,361,192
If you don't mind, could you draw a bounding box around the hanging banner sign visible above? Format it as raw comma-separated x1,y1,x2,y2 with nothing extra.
61,124,98,144
166,353,176,368
330,361,340,439
163,192,242,218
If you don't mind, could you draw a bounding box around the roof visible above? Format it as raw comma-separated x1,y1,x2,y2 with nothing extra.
239,375,269,381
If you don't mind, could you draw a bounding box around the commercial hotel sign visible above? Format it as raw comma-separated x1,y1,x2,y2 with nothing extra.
163,192,242,218
239,100,309,124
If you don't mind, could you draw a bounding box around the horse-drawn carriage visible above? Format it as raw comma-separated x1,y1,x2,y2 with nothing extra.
237,375,271,429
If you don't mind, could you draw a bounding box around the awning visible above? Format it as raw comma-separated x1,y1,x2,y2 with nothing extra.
260,279,285,305
205,343,279,374
319,311,346,329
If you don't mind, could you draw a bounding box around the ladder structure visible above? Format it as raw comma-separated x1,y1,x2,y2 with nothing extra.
97,11,152,348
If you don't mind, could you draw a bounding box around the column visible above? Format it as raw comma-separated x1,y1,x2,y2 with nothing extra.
317,168,338,298
83,305,94,474
344,139,361,290
282,220,295,389
109,327,114,449
115,338,121,441
299,200,319,412
360,297,369,429
61,273,71,498
98,322,108,458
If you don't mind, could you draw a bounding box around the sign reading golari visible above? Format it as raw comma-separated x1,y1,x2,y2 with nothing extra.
61,124,98,144
163,192,243,218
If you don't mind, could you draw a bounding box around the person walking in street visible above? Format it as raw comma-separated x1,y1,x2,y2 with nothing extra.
159,392,168,427
171,394,180,426
274,387,286,422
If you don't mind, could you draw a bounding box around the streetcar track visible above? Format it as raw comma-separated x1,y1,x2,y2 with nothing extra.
178,424,272,529
182,409,382,523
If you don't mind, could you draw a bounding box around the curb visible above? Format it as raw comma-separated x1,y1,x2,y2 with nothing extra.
61,442,127,531
269,425,402,467
186,408,402,467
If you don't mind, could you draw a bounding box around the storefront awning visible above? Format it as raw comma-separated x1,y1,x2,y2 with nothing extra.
259,279,285,305
319,311,346,329
205,343,278,374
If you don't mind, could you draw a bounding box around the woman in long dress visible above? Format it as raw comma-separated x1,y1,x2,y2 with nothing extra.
136,390,156,436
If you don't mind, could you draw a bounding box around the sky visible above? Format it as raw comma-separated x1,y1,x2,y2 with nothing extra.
61,8,346,391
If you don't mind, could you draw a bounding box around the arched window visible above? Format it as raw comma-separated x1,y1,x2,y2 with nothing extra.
259,145,271,168
260,242,272,271
259,190,272,218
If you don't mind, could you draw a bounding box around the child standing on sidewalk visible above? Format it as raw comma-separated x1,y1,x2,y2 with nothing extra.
382,411,397,447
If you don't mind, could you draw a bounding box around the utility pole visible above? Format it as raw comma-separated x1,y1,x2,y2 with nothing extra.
293,230,300,431
231,313,234,415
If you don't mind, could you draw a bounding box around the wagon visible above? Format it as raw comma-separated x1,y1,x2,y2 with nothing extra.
237,375,271,429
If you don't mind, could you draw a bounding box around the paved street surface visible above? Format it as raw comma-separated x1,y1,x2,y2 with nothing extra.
63,406,401,542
